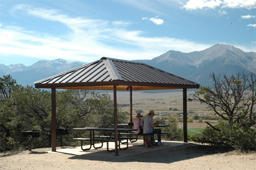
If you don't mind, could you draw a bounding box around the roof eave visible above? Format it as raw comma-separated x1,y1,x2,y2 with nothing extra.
34,80,200,90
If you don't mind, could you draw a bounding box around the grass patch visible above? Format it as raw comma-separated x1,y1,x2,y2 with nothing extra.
180,127,205,137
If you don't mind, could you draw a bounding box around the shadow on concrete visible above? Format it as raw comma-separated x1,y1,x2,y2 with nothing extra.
58,141,233,163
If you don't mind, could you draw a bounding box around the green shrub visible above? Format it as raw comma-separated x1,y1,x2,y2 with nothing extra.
192,122,256,152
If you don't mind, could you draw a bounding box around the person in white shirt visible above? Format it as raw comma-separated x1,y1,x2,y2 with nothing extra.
133,112,144,134
143,110,162,145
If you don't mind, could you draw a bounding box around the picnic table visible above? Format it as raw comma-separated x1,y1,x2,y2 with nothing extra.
73,127,137,152
113,123,170,143
115,123,170,128
155,124,170,127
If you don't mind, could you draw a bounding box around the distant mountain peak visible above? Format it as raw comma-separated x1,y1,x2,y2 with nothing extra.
134,44,256,87
8,63,26,68
51,58,71,64
31,58,74,69
37,58,69,64
209,44,241,52
0,59,85,86
1,44,255,88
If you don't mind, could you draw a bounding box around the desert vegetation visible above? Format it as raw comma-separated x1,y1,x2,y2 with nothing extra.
1,72,256,153
117,73,256,151
191,73,256,151
0,75,128,152
0,75,184,153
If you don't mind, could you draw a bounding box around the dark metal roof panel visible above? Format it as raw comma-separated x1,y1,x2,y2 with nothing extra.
70,62,104,83
73,64,100,83
112,59,198,86
96,71,110,82
34,57,199,88
35,60,113,85
62,67,86,83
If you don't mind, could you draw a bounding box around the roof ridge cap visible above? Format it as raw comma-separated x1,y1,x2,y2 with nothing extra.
102,59,123,81
101,57,144,64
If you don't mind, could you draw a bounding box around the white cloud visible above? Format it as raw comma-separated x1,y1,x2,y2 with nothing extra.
0,23,1,27
218,9,227,16
183,0,222,10
112,21,131,27
241,15,256,19
247,24,256,28
142,16,164,25
222,0,256,9
183,0,256,10
3,4,251,64
149,17,164,25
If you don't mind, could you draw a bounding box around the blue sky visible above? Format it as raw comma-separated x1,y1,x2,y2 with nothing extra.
0,0,255,66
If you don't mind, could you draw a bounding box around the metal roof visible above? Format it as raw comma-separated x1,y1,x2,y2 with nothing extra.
34,57,200,90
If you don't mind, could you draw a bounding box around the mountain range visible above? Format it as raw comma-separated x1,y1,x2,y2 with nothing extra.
0,59,84,87
135,44,256,87
0,44,255,87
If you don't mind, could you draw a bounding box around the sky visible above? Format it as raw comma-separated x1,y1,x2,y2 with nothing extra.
0,0,255,66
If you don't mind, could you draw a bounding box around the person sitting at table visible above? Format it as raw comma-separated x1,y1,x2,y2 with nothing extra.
143,110,162,145
133,112,144,135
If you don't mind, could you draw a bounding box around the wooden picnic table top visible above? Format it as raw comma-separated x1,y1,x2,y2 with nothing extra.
156,124,170,127
73,127,137,131
114,123,170,127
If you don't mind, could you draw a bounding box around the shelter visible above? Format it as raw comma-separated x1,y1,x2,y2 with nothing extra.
35,57,200,155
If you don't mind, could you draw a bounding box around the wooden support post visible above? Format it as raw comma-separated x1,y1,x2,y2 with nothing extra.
183,88,187,142
113,86,118,156
51,88,56,151
129,86,132,124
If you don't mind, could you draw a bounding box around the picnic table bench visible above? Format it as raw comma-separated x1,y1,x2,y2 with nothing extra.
114,123,170,144
73,137,115,152
73,127,137,152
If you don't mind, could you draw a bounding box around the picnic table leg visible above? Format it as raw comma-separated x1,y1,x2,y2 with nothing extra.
118,132,128,150
91,130,94,146
81,141,92,151
91,130,103,149
93,142,103,149
81,130,93,151
107,142,115,152
130,136,137,143
130,134,138,143
28,136,32,151
118,140,128,150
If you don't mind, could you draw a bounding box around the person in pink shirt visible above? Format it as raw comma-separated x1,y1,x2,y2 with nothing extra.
133,112,144,134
